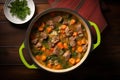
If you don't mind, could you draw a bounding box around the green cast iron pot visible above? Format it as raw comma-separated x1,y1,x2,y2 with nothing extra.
19,8,101,73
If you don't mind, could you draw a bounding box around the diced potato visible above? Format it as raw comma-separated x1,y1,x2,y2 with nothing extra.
50,30,58,36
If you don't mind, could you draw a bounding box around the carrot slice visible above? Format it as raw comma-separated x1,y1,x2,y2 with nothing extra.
41,46,46,51
60,25,67,30
41,55,47,61
75,58,80,63
38,23,45,31
73,32,78,36
57,42,64,49
63,43,68,49
35,55,41,61
77,40,82,46
46,27,52,33
76,46,83,53
69,58,76,65
47,63,52,68
55,64,62,69
81,38,86,45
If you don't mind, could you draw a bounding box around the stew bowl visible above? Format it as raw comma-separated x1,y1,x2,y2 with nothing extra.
19,8,101,73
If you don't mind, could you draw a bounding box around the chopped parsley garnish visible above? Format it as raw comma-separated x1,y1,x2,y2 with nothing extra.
8,0,30,20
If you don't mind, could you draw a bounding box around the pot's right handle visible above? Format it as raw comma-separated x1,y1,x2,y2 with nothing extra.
89,21,101,50
19,43,37,69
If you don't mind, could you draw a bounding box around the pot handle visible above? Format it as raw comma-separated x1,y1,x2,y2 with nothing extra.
89,21,101,49
19,43,37,69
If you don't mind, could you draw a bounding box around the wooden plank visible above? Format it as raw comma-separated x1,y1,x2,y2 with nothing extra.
0,23,26,46
0,0,5,3
35,4,50,14
0,47,33,65
0,4,7,22
0,64,120,80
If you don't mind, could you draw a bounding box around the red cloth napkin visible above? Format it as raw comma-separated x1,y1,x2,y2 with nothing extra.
48,0,107,35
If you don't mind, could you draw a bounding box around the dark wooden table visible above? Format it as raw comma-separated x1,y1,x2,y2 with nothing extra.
0,0,120,80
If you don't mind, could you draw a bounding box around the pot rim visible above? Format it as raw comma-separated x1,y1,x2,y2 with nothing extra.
25,8,93,73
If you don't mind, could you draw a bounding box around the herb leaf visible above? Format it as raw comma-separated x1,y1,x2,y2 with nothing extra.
8,0,31,20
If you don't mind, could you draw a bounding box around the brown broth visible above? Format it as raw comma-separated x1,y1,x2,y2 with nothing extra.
30,12,88,70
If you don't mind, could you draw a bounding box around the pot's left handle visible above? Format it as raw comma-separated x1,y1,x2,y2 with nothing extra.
19,43,37,69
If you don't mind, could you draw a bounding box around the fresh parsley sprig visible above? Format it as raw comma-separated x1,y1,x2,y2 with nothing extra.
8,0,31,20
